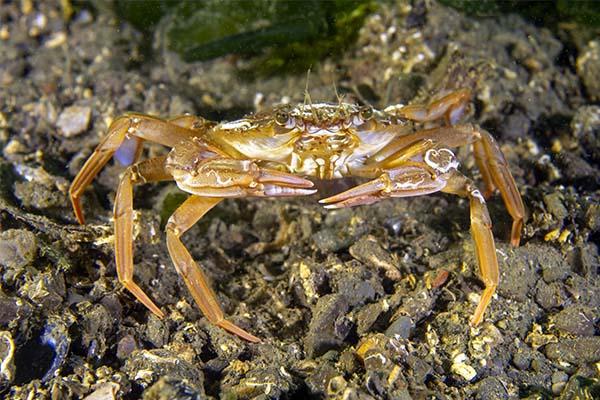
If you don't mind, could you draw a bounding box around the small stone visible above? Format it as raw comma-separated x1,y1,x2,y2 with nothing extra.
512,350,531,370
551,371,569,395
0,229,38,269
535,281,565,310
0,331,15,384
56,105,91,137
476,376,508,400
117,335,137,360
349,235,400,280
384,316,414,339
304,294,350,358
83,382,119,400
450,353,477,381
577,40,600,101
545,337,600,364
543,192,568,221
142,376,204,400
552,305,596,337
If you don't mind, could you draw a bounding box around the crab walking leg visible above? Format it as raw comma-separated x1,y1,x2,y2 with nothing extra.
369,124,524,246
473,140,496,198
474,129,525,246
69,113,202,224
387,88,471,125
114,156,172,318
441,171,499,326
165,196,261,343
321,161,500,325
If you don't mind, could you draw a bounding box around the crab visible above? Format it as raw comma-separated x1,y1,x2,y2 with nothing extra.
69,89,524,343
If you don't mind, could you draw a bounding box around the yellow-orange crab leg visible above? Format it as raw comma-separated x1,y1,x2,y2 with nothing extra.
320,166,446,208
69,114,202,224
387,88,471,125
114,156,172,318
165,196,261,343
169,158,317,198
321,159,499,325
473,129,524,246
367,124,524,246
441,171,499,326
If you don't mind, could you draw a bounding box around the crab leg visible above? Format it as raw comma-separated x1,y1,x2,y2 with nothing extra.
114,156,172,319
321,158,499,325
387,88,471,125
165,196,261,343
472,129,524,246
69,114,204,224
441,171,499,326
367,124,524,246
320,166,446,208
170,158,317,198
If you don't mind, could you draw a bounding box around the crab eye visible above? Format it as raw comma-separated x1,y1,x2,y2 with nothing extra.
359,106,373,120
275,110,290,126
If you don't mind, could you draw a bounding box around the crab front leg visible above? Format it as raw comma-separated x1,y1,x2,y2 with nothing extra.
368,124,524,246
69,113,205,224
163,154,317,342
321,149,499,325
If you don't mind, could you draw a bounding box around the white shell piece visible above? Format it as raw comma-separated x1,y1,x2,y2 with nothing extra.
424,148,459,174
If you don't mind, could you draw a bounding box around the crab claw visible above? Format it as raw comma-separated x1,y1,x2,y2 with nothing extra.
319,177,388,208
320,167,447,209
257,169,315,188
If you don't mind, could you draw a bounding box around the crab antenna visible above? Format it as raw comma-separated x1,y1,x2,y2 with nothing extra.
333,79,342,105
304,68,317,119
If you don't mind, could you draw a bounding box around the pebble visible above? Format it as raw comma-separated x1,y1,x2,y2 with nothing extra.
0,229,38,269
545,337,600,364
476,376,508,400
384,316,414,339
304,294,350,358
552,305,596,337
349,235,401,280
83,382,119,400
577,40,600,101
56,105,91,137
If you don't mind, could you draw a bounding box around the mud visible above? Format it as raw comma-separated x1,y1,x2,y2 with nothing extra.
0,1,599,399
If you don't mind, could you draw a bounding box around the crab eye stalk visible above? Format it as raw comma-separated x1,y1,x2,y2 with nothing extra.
359,106,373,120
275,110,290,126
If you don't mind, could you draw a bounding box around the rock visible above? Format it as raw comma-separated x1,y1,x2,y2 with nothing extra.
535,281,565,310
304,294,350,358
349,235,400,280
84,382,119,400
56,105,91,137
577,40,600,101
333,267,382,307
545,337,600,364
143,376,203,400
23,271,66,310
116,335,137,360
0,331,15,384
124,349,204,389
571,105,600,164
476,376,508,400
498,246,539,302
384,316,414,340
0,229,38,269
552,305,596,337
542,192,568,221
